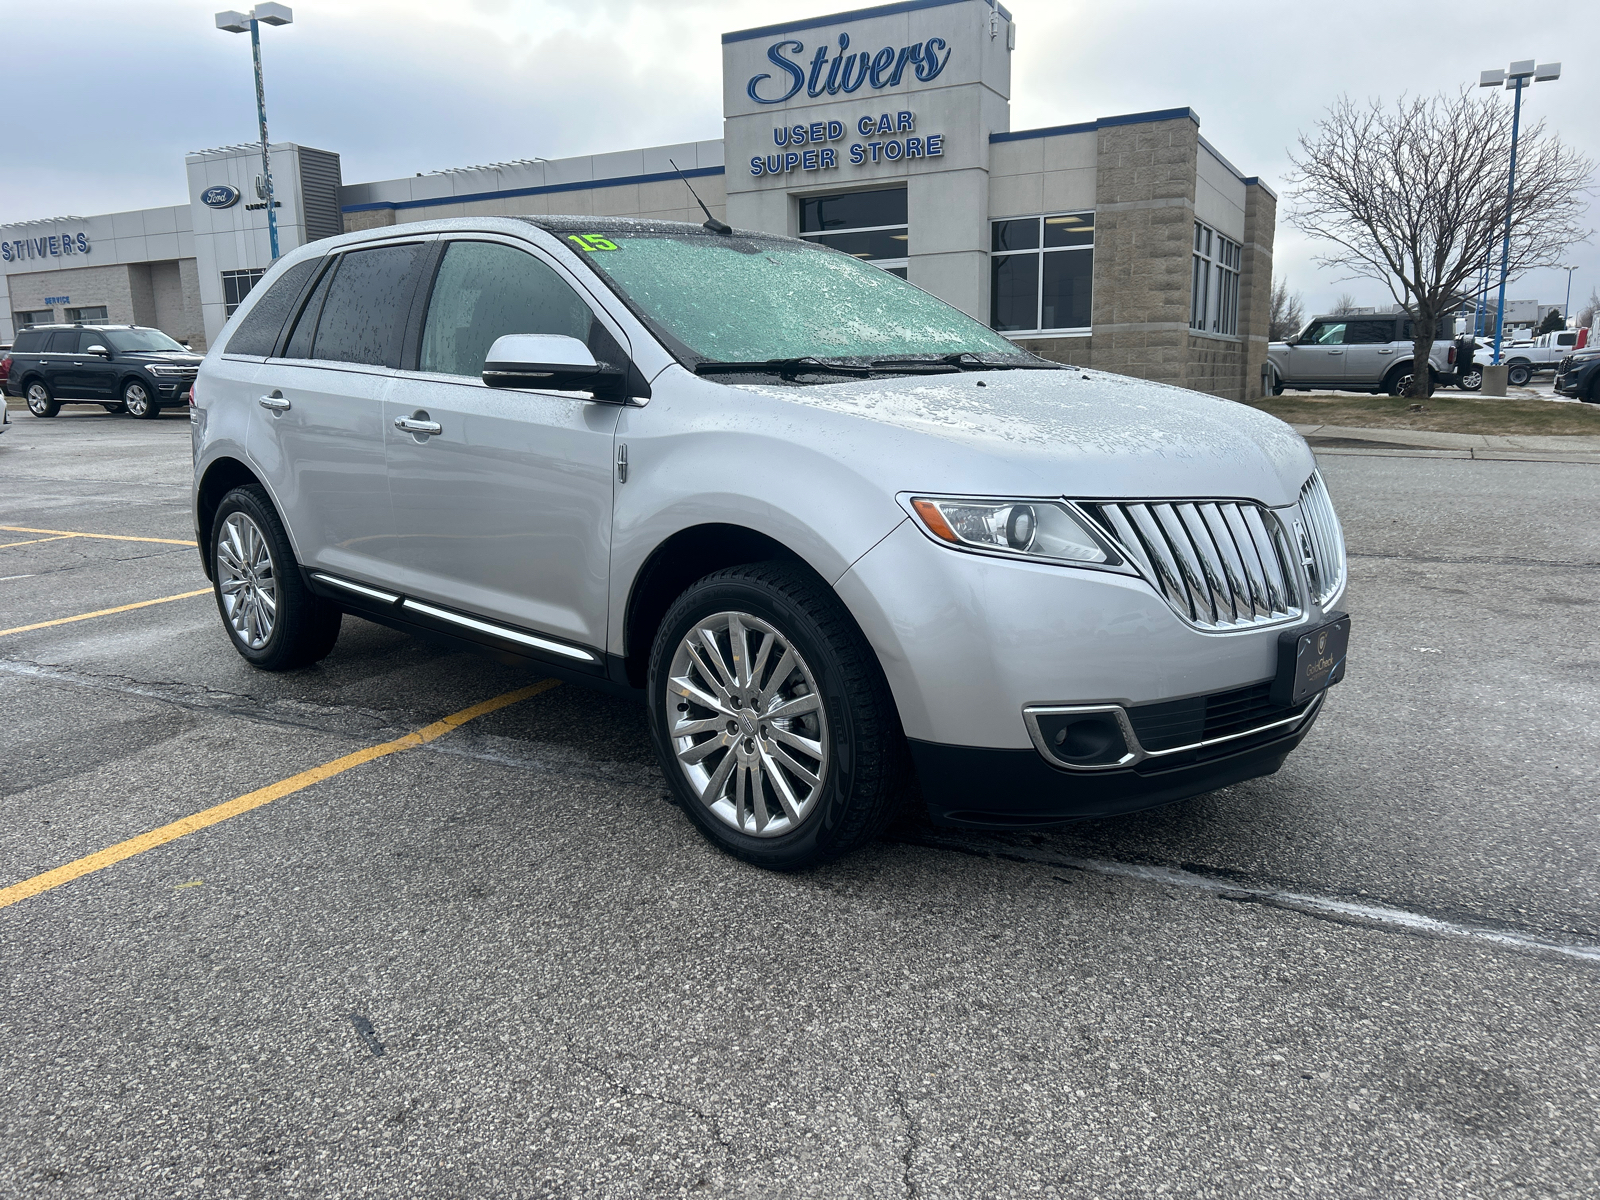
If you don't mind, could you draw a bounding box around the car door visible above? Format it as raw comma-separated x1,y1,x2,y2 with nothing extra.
43,329,102,399
379,236,625,652
1342,319,1398,386
244,240,430,579
1284,320,1347,386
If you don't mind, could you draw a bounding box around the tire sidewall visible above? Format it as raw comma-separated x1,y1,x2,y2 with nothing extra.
647,573,865,870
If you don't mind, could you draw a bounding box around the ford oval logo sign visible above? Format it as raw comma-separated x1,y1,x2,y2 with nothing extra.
201,184,241,209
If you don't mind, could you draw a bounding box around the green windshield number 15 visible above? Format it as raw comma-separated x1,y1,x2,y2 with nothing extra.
568,234,618,252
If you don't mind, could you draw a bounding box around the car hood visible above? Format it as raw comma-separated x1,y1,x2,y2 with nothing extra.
124,351,203,366
734,367,1316,507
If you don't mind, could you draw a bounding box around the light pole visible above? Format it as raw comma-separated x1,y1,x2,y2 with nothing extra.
1478,59,1561,366
1562,266,1578,326
215,4,294,262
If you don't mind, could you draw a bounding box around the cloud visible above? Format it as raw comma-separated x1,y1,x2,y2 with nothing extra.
2,0,1592,314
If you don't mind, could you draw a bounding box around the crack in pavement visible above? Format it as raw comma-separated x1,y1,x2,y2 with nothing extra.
1348,551,1600,570
889,1086,921,1200
899,833,1600,967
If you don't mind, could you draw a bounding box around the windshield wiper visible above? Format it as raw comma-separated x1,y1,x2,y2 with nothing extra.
868,353,1043,372
694,357,873,378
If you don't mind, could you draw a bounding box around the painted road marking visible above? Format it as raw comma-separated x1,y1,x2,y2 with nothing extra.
0,536,74,550
0,525,198,548
0,588,213,639
0,680,560,911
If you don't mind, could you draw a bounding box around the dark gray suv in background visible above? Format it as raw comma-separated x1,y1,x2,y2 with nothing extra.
3,324,201,418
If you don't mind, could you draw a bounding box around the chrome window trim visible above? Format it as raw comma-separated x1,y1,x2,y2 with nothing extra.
1023,692,1323,773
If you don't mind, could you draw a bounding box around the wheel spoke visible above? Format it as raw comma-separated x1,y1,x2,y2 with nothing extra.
759,748,804,825
749,757,771,832
765,691,820,721
696,627,738,693
757,647,795,709
767,724,824,759
670,673,732,718
727,613,751,690
734,762,749,829
747,628,775,694
678,732,729,766
699,747,737,808
672,715,727,738
684,642,734,706
766,742,823,789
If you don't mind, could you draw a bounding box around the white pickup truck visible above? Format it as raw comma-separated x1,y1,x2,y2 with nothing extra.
1499,330,1586,385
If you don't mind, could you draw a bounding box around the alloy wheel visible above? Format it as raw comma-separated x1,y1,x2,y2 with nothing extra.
216,512,278,650
124,383,151,416
26,384,51,415
666,610,830,837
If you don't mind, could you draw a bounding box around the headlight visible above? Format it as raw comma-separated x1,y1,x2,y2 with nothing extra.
909,496,1119,566
145,364,190,377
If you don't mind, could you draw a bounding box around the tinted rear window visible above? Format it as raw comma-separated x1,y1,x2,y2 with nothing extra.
226,258,321,356
12,330,47,353
45,330,80,352
309,244,426,367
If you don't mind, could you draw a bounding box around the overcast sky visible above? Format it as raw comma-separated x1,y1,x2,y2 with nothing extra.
2,0,1595,318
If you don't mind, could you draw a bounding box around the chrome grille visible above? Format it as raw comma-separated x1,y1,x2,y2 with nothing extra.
1079,499,1302,630
1296,471,1346,605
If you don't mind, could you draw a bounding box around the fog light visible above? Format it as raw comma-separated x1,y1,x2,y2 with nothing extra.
1031,710,1132,767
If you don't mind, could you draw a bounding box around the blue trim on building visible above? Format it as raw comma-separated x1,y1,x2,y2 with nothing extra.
722,0,1009,45
341,165,726,214
990,108,1200,144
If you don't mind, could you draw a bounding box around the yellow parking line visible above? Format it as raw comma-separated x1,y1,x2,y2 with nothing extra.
0,535,75,550
0,588,213,638
0,680,559,911
0,525,198,548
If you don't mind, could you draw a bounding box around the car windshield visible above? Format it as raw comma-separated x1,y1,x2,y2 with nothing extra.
562,230,1036,370
103,328,187,353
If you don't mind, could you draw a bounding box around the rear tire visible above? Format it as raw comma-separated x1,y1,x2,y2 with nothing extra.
647,561,909,870
1506,363,1533,387
25,381,58,417
210,485,341,670
1457,367,1483,392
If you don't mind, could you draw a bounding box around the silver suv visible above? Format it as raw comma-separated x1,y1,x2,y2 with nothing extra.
1268,313,1465,395
192,216,1349,869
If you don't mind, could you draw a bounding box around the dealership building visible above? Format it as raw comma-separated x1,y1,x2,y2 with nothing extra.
0,0,1276,400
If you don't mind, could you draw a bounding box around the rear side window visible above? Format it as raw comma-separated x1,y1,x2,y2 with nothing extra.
419,241,596,378
227,258,321,356
282,265,335,360
1346,320,1396,345
12,330,46,353
308,244,426,368
45,330,81,352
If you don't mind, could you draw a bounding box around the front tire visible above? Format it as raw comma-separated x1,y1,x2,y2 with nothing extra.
26,381,59,417
1506,363,1533,387
211,485,341,670
122,380,160,419
647,562,908,870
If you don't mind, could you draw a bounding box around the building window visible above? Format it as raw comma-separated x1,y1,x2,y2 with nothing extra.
798,188,908,277
1190,222,1241,336
13,309,56,327
66,305,108,323
222,268,267,317
989,212,1094,334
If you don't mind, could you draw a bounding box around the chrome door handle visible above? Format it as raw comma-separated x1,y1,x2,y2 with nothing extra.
258,393,290,410
1327,350,1343,355
394,417,442,435
1377,348,1394,354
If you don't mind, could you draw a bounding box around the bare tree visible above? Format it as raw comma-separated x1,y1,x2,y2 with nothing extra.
1577,288,1599,332
1331,293,1359,316
1269,278,1305,341
1289,88,1593,396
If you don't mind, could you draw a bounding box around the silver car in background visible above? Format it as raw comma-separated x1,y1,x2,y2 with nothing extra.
191,216,1349,869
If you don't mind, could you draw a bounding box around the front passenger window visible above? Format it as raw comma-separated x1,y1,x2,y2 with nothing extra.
420,241,596,378
1308,322,1347,346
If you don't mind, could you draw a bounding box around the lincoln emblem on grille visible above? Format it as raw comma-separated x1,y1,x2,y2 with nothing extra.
1295,521,1320,594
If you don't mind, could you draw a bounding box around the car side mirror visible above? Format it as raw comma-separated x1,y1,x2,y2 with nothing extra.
86,344,111,357
482,334,636,402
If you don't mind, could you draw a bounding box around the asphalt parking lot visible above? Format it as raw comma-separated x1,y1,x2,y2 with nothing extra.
2,405,1598,1199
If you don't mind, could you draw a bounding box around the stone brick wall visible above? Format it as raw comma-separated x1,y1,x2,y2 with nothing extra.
6,263,137,326
1083,116,1199,389
1238,182,1277,400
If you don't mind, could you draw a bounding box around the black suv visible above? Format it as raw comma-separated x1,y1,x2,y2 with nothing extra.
3,324,201,419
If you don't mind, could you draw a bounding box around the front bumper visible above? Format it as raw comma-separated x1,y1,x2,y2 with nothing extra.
911,696,1320,827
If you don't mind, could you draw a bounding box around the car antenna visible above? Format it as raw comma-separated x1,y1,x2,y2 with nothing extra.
669,159,732,235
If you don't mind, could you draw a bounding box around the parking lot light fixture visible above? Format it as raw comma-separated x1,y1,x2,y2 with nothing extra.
215,5,294,261
1479,59,1561,366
